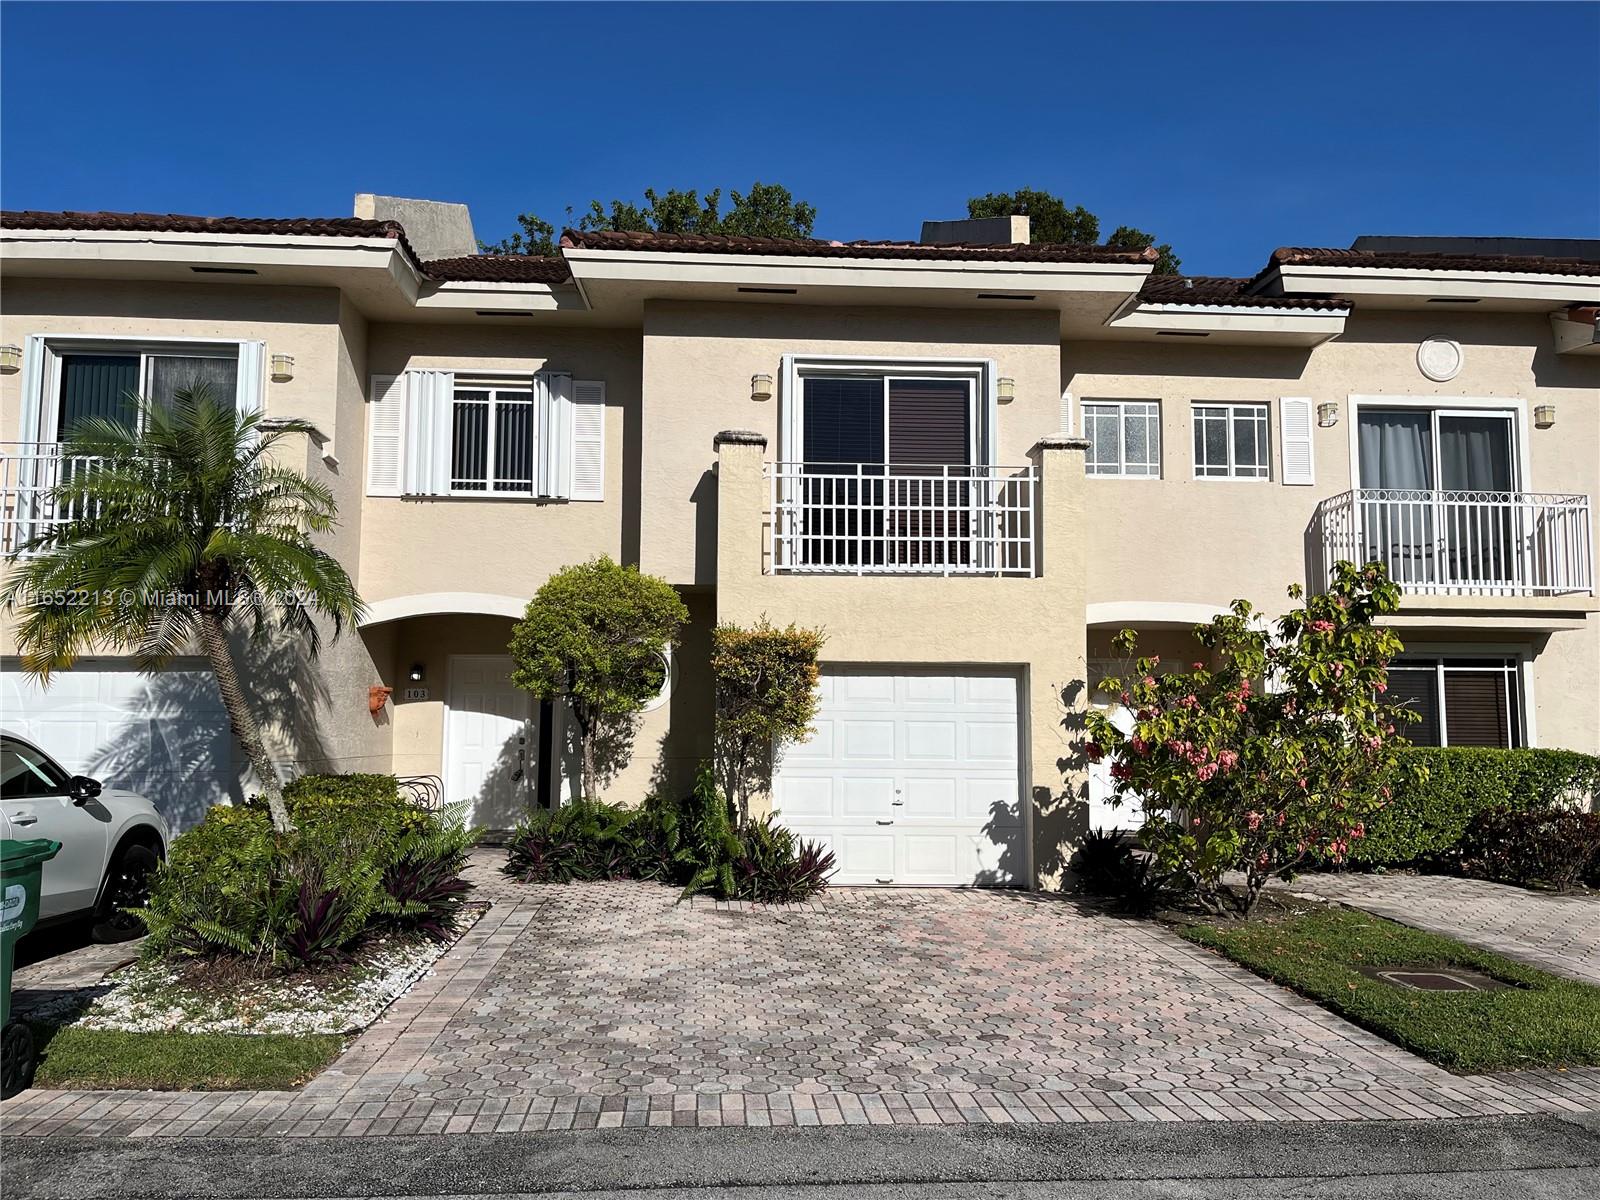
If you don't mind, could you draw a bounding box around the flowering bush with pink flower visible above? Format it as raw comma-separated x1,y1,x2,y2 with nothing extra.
1083,561,1427,918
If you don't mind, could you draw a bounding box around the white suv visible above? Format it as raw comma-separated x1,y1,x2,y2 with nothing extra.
0,732,168,942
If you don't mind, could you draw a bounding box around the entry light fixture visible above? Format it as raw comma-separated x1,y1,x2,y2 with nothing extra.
750,373,774,403
408,662,426,683
1316,401,1340,428
996,377,1017,404
1534,403,1557,429
269,353,295,382
0,344,20,373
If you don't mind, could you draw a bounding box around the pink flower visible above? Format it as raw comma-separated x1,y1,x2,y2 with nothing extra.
1196,762,1219,781
1179,694,1200,710
1351,822,1366,840
1167,739,1188,755
1309,619,1335,633
1130,736,1151,757
1375,681,1388,693
1084,742,1105,763
1245,811,1263,831
1192,817,1203,828
1217,750,1240,772
1255,853,1271,871
1297,777,1308,790
1110,762,1132,782
1119,691,1132,705
1276,812,1287,827
1150,655,1161,666
1142,676,1157,688
1192,661,1205,671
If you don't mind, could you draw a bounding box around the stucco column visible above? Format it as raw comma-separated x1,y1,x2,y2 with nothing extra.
1029,435,1091,891
713,430,768,614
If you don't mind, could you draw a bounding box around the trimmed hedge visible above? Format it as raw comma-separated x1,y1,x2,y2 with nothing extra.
1352,748,1600,866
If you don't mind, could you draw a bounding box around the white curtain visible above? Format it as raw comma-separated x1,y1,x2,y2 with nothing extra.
1358,411,1435,584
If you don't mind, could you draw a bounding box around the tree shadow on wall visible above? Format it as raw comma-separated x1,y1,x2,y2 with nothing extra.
1034,677,1091,887
84,633,332,833
972,796,1029,888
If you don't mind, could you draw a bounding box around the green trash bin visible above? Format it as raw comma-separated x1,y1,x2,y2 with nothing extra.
2,838,62,1099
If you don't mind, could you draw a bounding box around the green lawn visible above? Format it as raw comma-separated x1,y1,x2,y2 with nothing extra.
30,1024,346,1091
1177,906,1600,1073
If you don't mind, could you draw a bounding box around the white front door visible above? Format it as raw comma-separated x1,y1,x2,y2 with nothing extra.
445,655,534,827
2,658,237,832
772,667,1024,886
1087,705,1144,834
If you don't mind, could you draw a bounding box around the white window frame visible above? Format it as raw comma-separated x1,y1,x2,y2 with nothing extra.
1386,643,1535,748
447,382,537,497
1346,395,1529,493
1191,401,1272,481
1080,399,1161,478
31,336,247,443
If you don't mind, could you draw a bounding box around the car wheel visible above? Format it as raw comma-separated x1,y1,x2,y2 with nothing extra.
2,1020,36,1099
91,842,160,944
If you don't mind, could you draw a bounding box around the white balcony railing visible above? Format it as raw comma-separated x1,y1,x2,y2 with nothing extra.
0,444,118,555
1313,488,1594,597
766,461,1037,577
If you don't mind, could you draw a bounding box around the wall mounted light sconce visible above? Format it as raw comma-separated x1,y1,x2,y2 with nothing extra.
750,373,774,402
270,353,295,382
1316,401,1339,428
408,662,426,683
1534,403,1557,429
997,377,1016,404
0,345,21,373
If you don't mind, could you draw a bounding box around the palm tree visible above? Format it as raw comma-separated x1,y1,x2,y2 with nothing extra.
3,386,364,833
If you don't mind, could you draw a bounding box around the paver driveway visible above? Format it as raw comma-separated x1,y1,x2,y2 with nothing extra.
1279,871,1600,986
4,851,1600,1136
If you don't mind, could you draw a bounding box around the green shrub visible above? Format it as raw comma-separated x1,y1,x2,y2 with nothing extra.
1453,807,1600,892
1351,748,1600,866
501,763,831,904
142,775,474,969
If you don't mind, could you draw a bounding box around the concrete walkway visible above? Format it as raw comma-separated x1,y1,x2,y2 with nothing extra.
4,851,1600,1137
1280,872,1600,986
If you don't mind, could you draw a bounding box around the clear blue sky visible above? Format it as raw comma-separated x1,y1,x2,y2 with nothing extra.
3,1,1596,276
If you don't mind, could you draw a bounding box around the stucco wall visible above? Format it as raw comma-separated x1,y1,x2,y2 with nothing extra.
358,323,643,604
640,301,1066,587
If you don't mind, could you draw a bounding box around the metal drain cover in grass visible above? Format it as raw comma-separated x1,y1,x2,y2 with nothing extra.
1360,966,1508,992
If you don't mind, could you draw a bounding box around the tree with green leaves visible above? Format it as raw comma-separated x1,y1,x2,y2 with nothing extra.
483,182,818,255
1083,562,1425,918
509,557,689,798
967,188,1182,275
710,619,825,827
3,387,364,834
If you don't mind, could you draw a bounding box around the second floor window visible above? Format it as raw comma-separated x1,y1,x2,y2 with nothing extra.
1193,402,1270,480
450,386,536,493
1082,401,1161,477
57,349,239,437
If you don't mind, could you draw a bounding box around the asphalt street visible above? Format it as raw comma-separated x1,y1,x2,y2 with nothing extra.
5,1113,1600,1199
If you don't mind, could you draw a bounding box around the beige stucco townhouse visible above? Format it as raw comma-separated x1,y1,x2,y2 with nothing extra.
2,201,1596,888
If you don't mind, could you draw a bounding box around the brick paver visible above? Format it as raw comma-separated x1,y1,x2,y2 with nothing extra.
1280,872,1600,986
4,851,1599,1135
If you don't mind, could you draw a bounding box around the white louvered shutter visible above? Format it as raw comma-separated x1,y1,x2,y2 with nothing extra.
537,371,573,498
403,370,453,496
570,380,606,501
366,374,406,496
1279,397,1315,486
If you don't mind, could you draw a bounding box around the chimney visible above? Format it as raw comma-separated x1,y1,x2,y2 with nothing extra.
354,193,477,261
919,215,1030,246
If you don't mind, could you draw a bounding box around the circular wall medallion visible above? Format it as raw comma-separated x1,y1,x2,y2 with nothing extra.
1417,336,1464,382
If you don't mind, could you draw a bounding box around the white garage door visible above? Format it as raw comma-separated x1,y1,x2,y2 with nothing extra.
772,667,1024,886
2,659,238,831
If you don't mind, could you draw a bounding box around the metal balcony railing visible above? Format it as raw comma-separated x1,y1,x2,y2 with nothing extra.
0,444,125,555
1312,488,1594,597
765,462,1037,577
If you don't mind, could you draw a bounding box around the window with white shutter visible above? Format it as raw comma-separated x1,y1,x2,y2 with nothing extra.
570,380,606,501
366,374,406,496
1279,397,1315,485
